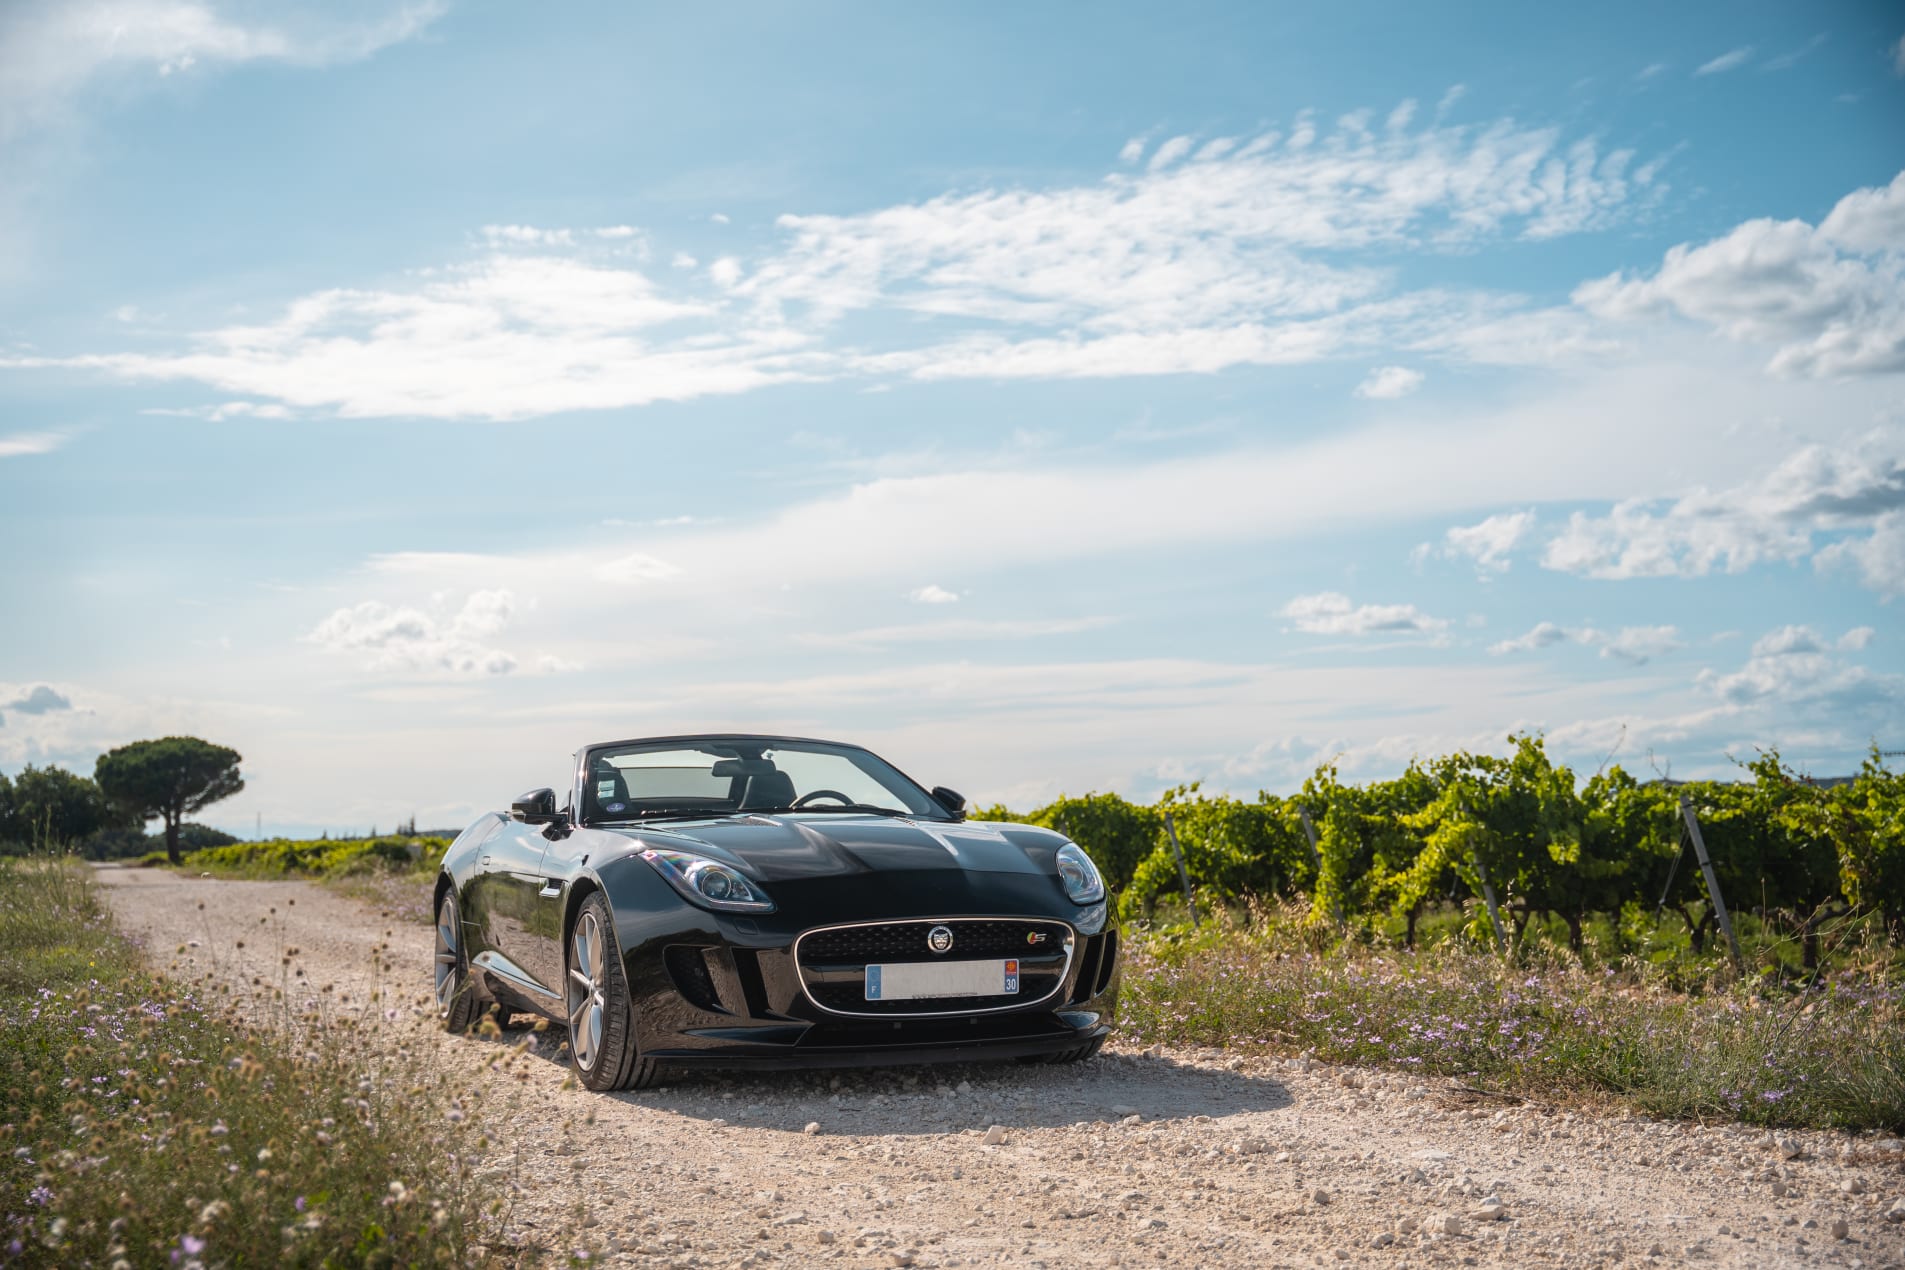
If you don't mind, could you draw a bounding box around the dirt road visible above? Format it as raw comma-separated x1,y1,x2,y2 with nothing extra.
96,868,1904,1268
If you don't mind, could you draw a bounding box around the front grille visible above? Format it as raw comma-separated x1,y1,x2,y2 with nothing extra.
801,919,1070,963
796,918,1073,1017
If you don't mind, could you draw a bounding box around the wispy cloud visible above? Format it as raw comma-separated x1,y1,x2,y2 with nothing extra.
1489,622,1680,665
1694,46,1754,76
1279,592,1448,637
0,0,446,141
0,431,66,459
908,584,959,604
1354,365,1423,399
8,101,1673,419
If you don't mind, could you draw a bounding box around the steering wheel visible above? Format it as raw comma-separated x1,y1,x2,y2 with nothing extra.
791,789,854,809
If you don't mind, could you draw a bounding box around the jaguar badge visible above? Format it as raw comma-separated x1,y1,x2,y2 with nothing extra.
926,924,954,954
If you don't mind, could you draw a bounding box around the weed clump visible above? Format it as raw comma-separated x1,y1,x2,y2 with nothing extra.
0,857,500,1266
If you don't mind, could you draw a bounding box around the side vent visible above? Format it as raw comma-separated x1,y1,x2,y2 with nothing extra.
731,948,772,1018
664,945,725,1013
1069,935,1104,1005
1093,930,1118,996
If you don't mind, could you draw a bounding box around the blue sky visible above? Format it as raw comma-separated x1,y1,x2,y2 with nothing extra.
2,1,1903,837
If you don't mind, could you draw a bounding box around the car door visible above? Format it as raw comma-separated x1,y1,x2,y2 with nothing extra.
470,818,560,1001
512,826,588,996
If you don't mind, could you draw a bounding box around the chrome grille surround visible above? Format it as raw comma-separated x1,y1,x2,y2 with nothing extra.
793,916,1076,1019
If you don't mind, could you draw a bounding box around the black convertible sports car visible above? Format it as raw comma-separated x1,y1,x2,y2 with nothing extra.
432,734,1120,1089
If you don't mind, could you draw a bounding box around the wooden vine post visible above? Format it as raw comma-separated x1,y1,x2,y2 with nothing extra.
1297,807,1342,927
1458,799,1507,953
1679,796,1744,973
1161,811,1200,928
1472,850,1508,953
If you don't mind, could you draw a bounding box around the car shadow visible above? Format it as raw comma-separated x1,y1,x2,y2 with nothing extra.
608,1054,1294,1135
478,1011,1294,1136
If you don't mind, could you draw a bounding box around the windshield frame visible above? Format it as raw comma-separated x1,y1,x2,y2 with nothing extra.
571,735,954,827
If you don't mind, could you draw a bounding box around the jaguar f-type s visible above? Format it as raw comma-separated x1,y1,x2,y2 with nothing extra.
432,735,1120,1089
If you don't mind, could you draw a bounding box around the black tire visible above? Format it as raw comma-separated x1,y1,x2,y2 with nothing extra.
1039,1036,1105,1065
434,889,483,1034
565,892,663,1091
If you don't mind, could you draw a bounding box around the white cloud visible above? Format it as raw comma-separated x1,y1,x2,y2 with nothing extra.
1541,437,1905,590
8,253,823,420
804,616,1113,649
708,256,742,288
1147,134,1194,171
1117,136,1146,164
670,251,698,270
1694,47,1754,75
594,225,639,240
1892,34,1905,76
1815,510,1905,598
908,584,959,605
482,224,575,248
1279,592,1447,636
306,589,524,677
1442,510,1533,574
1488,622,1681,664
0,0,445,140
1600,625,1682,665
1354,365,1423,399
1698,625,1903,718
1489,622,1573,655
1574,170,1905,377
595,553,683,585
0,431,65,459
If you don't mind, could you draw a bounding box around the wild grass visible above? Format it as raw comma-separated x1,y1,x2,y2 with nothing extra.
163,836,449,926
0,855,503,1266
1120,904,1905,1133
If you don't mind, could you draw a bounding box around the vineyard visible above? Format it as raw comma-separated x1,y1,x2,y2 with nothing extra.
983,736,1905,968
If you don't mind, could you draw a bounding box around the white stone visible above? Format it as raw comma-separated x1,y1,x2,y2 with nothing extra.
1883,1199,1905,1223
1776,1136,1804,1160
803,1121,820,1135
1438,1214,1463,1236
1110,1104,1140,1116
1370,1233,1394,1248
982,1124,1007,1146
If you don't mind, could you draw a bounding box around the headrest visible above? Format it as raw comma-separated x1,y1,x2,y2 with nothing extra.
739,770,796,810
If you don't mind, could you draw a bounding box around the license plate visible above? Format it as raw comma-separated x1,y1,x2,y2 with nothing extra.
865,958,1019,1001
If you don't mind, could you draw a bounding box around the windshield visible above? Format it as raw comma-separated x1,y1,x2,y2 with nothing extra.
579,738,949,823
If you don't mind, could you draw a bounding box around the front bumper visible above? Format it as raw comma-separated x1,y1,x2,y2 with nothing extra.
602,868,1121,1068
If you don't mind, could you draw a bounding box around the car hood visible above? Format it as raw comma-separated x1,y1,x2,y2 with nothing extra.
596,814,1064,884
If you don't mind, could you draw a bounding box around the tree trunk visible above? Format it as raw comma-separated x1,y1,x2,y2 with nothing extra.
165,809,181,865
1404,902,1421,950
1565,910,1584,953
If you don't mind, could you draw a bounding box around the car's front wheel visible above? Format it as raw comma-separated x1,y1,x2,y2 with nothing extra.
435,889,482,1034
565,892,662,1090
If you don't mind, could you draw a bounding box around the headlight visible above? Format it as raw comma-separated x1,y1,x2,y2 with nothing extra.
640,848,775,913
1055,842,1105,904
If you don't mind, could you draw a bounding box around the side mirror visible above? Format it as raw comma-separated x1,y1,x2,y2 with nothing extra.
931,786,967,820
510,788,559,824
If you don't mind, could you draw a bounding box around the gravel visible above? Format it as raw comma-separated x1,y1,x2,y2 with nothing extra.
99,867,1905,1269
